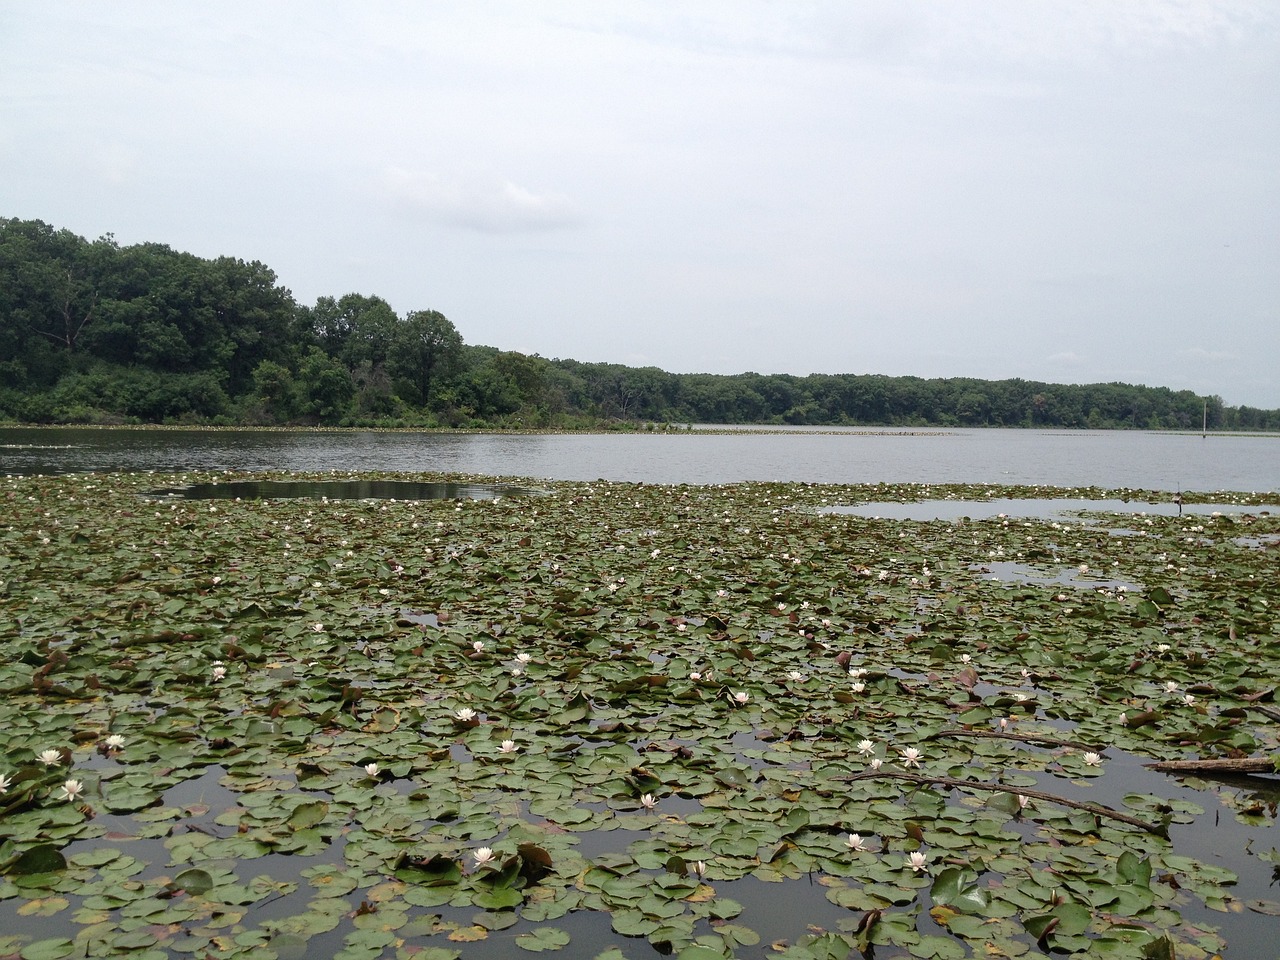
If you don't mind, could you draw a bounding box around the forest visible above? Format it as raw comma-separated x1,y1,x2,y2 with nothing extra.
2,216,1277,431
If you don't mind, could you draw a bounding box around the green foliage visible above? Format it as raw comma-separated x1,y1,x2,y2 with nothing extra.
1,474,1278,955
3,216,1278,430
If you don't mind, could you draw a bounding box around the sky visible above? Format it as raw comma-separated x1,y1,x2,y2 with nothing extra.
3,2,1278,408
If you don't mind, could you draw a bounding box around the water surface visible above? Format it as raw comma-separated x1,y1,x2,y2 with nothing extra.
3,426,1277,491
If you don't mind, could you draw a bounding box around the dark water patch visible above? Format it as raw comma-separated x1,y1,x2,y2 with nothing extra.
146,479,541,501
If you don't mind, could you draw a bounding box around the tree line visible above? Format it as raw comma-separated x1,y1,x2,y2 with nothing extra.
2,217,1276,431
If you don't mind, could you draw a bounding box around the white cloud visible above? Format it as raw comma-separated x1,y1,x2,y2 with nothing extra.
1178,347,1239,363
382,168,583,234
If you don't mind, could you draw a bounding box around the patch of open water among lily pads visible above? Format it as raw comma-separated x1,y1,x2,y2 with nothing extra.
2,474,1279,959
821,497,1269,522
146,478,541,501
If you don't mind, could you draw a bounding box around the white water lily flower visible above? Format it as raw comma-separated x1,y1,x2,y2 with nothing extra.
472,640,485,653
1164,681,1179,693
58,779,85,802
900,747,923,768
845,833,869,852
640,793,657,811
856,739,875,756
868,757,884,771
1156,643,1172,654
499,740,518,754
688,671,702,682
104,734,125,751
363,763,380,778
0,773,11,794
907,851,929,873
37,749,62,767
311,622,325,632
690,860,707,879
787,670,805,681
211,665,227,681
959,654,972,664
454,707,477,722
729,691,750,706
850,682,866,694
472,847,496,868
1183,694,1197,706
1082,751,1104,767
516,653,532,664
1017,795,1032,811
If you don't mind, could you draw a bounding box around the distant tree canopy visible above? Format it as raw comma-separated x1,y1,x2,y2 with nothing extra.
2,216,1277,431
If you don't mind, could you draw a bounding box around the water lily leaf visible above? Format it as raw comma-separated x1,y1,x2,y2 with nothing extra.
447,925,489,942
287,800,329,828
1023,913,1059,946
1049,903,1092,937
909,934,968,959
395,853,462,887
262,934,307,960
16,897,68,917
17,938,74,960
674,946,729,960
474,886,524,910
7,845,67,876
1117,851,1152,888
514,926,571,952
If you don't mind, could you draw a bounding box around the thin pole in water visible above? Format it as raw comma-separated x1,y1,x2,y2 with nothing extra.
1202,401,1207,438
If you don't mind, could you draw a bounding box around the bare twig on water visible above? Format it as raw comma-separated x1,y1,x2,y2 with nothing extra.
928,728,1105,753
1248,704,1280,725
1145,757,1276,774
839,770,1166,836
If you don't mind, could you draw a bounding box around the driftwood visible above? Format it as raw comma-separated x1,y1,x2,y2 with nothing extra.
1144,757,1276,774
928,728,1104,753
840,770,1167,836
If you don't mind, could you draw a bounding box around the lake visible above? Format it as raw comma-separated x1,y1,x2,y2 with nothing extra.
3,430,1280,957
1,426,1277,491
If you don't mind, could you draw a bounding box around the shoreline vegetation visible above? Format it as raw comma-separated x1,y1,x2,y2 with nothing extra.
3,421,1280,442
4,217,1280,433
2,473,1278,957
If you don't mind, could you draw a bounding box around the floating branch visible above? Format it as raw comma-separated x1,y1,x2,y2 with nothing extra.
928,728,1105,753
840,771,1166,836
1145,757,1276,774
1248,705,1280,725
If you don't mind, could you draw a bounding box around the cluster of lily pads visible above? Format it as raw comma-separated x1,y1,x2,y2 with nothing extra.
1,471,1278,959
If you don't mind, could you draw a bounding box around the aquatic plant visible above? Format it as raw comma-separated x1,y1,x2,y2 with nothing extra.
0,471,1277,957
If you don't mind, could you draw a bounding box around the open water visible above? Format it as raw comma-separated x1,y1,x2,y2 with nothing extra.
1,426,1277,492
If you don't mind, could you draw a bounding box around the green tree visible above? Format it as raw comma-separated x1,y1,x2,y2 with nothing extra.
390,310,463,407
295,347,354,423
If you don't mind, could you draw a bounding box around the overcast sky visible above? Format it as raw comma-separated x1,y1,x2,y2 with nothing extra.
4,2,1278,407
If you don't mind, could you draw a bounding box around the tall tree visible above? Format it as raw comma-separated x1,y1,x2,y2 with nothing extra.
390,310,463,406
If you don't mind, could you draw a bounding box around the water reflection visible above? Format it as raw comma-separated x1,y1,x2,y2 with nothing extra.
822,497,1268,522
2,426,1277,491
